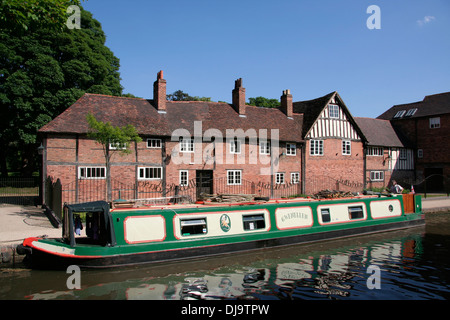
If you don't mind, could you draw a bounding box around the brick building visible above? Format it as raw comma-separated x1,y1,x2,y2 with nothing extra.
38,71,418,205
378,92,450,191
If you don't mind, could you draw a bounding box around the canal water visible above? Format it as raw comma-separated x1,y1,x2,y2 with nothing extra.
1,212,449,301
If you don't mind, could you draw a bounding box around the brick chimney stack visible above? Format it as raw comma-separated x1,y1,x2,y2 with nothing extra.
232,78,246,116
280,89,293,118
153,70,166,112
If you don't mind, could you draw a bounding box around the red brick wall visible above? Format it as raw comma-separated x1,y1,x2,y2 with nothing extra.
304,139,364,194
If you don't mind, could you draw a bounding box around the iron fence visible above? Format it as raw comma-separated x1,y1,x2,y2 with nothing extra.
0,177,39,205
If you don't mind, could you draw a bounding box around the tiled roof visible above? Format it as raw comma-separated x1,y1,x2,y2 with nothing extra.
355,117,405,147
39,93,305,143
377,92,450,120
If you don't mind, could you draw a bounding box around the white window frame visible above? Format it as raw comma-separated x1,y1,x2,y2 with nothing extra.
370,171,384,181
147,138,162,148
394,110,406,118
405,108,417,117
227,170,242,185
291,172,300,184
109,142,127,150
367,147,383,156
78,167,106,179
138,167,162,180
286,143,297,156
276,172,285,184
399,148,407,160
430,117,440,129
179,137,194,153
310,140,324,156
342,140,351,155
179,170,188,186
259,141,270,155
328,104,340,119
417,149,423,158
230,138,241,154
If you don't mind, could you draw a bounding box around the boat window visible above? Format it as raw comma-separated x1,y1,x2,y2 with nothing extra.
348,206,364,220
180,218,207,236
243,214,265,231
321,208,331,223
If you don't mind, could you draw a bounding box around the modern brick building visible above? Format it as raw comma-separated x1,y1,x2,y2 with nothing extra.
38,71,420,205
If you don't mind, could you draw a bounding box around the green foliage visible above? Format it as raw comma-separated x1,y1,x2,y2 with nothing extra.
167,90,211,102
86,113,142,157
0,0,82,32
247,96,280,108
86,113,142,201
0,3,124,176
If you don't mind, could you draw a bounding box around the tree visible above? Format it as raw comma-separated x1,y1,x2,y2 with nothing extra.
86,113,142,202
0,3,126,177
247,96,280,108
167,90,211,102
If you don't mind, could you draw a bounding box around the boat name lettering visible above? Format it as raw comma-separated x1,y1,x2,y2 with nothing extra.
281,211,309,222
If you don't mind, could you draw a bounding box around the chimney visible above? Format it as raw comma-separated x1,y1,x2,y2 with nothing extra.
153,70,166,112
280,89,293,118
232,78,246,116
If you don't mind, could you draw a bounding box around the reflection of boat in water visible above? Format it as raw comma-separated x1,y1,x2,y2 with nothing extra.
17,194,424,269
23,230,424,300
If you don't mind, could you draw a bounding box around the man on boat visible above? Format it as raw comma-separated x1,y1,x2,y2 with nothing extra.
390,180,404,194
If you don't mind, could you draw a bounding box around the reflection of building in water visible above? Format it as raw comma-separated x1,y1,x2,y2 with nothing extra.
24,235,423,300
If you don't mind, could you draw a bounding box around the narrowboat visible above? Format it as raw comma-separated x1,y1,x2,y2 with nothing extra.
16,193,425,269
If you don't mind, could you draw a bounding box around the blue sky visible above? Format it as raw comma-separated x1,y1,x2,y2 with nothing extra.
82,0,450,118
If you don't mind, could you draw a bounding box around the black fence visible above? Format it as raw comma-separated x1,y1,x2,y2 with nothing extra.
0,177,39,206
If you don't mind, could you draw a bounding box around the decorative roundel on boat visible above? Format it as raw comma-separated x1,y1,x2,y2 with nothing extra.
220,214,231,232
389,205,394,212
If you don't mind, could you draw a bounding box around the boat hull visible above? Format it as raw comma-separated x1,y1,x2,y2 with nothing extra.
19,216,425,269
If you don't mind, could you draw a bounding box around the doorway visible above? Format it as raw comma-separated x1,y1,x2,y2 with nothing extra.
196,170,213,199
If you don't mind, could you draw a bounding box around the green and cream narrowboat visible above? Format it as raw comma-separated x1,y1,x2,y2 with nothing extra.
17,194,425,269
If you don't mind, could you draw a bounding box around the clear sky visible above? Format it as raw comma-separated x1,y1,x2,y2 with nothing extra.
82,0,450,118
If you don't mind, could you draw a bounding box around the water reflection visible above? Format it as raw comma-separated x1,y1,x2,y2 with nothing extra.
2,216,450,300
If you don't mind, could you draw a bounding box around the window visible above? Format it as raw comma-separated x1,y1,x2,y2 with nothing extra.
227,170,242,185
394,110,406,118
180,218,207,236
342,140,351,155
147,139,162,148
328,104,340,118
276,172,285,184
430,117,440,129
367,147,383,156
180,137,194,152
370,171,384,181
230,139,241,154
405,108,417,117
243,214,265,231
138,167,162,180
321,208,331,223
286,143,296,156
260,141,270,155
310,140,324,156
180,170,188,186
348,206,364,220
399,149,407,160
417,149,423,158
109,142,127,150
79,167,106,179
291,172,300,184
